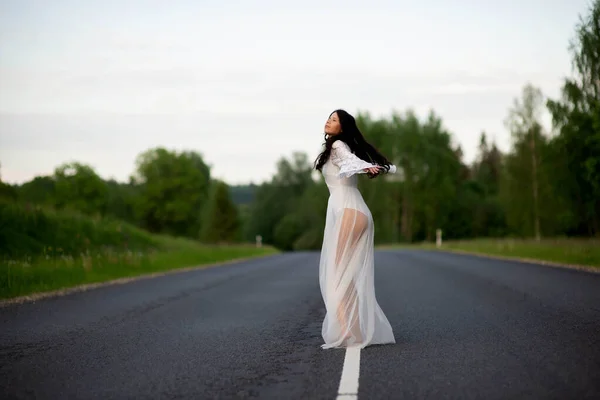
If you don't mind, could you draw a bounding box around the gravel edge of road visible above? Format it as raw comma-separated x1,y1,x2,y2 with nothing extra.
0,253,280,308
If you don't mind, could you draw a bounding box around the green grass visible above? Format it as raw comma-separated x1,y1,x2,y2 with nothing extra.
382,238,600,268
0,200,159,259
0,237,278,300
0,200,279,301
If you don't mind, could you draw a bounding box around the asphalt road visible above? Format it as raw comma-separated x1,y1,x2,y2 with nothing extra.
1,250,599,399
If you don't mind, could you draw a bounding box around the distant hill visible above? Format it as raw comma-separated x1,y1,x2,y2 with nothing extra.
229,184,257,205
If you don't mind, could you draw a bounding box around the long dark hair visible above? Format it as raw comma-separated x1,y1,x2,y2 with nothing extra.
314,109,392,178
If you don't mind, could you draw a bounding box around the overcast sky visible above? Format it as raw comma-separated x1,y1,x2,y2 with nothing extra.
0,0,591,185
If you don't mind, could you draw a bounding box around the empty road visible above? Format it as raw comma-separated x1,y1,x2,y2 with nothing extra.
1,250,599,399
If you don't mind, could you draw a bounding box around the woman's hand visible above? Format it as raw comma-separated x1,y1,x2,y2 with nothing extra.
364,166,381,177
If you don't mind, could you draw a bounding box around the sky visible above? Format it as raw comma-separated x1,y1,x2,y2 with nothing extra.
0,0,592,185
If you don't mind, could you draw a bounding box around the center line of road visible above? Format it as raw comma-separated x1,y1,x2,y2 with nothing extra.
336,347,361,399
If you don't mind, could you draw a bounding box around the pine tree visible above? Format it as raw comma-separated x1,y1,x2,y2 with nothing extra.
200,181,240,243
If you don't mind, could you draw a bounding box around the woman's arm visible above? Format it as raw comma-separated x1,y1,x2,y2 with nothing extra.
331,141,396,178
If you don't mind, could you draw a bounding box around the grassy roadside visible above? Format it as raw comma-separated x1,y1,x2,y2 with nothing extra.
0,238,278,301
379,238,600,269
0,200,279,301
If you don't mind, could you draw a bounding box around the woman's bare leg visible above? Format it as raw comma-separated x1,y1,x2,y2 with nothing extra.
335,208,368,344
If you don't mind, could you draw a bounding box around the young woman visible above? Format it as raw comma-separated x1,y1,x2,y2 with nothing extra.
314,109,396,349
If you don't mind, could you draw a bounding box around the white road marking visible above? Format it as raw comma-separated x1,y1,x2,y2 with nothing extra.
336,347,361,399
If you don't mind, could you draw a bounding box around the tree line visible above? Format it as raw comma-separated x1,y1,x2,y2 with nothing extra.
0,149,247,244
1,1,599,251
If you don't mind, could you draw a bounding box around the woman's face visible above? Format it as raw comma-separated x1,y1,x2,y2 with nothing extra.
324,112,342,135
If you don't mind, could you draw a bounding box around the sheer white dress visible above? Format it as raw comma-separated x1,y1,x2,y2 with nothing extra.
319,140,397,349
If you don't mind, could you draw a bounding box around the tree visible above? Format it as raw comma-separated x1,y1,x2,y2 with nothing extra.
546,0,600,236
53,162,109,216
398,112,420,242
105,179,139,224
133,148,211,237
0,182,18,202
271,152,314,194
200,181,240,243
473,132,502,196
0,162,17,201
470,132,506,237
244,152,315,249
415,111,463,241
503,84,546,240
364,109,464,242
16,176,55,205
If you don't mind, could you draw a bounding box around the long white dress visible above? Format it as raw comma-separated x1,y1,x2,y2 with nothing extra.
319,140,397,349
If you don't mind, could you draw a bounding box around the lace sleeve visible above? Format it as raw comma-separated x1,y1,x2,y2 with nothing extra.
330,140,396,178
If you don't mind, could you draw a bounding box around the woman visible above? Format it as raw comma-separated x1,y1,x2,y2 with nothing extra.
314,109,396,349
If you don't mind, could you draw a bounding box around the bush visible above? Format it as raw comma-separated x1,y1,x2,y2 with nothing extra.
0,200,159,259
